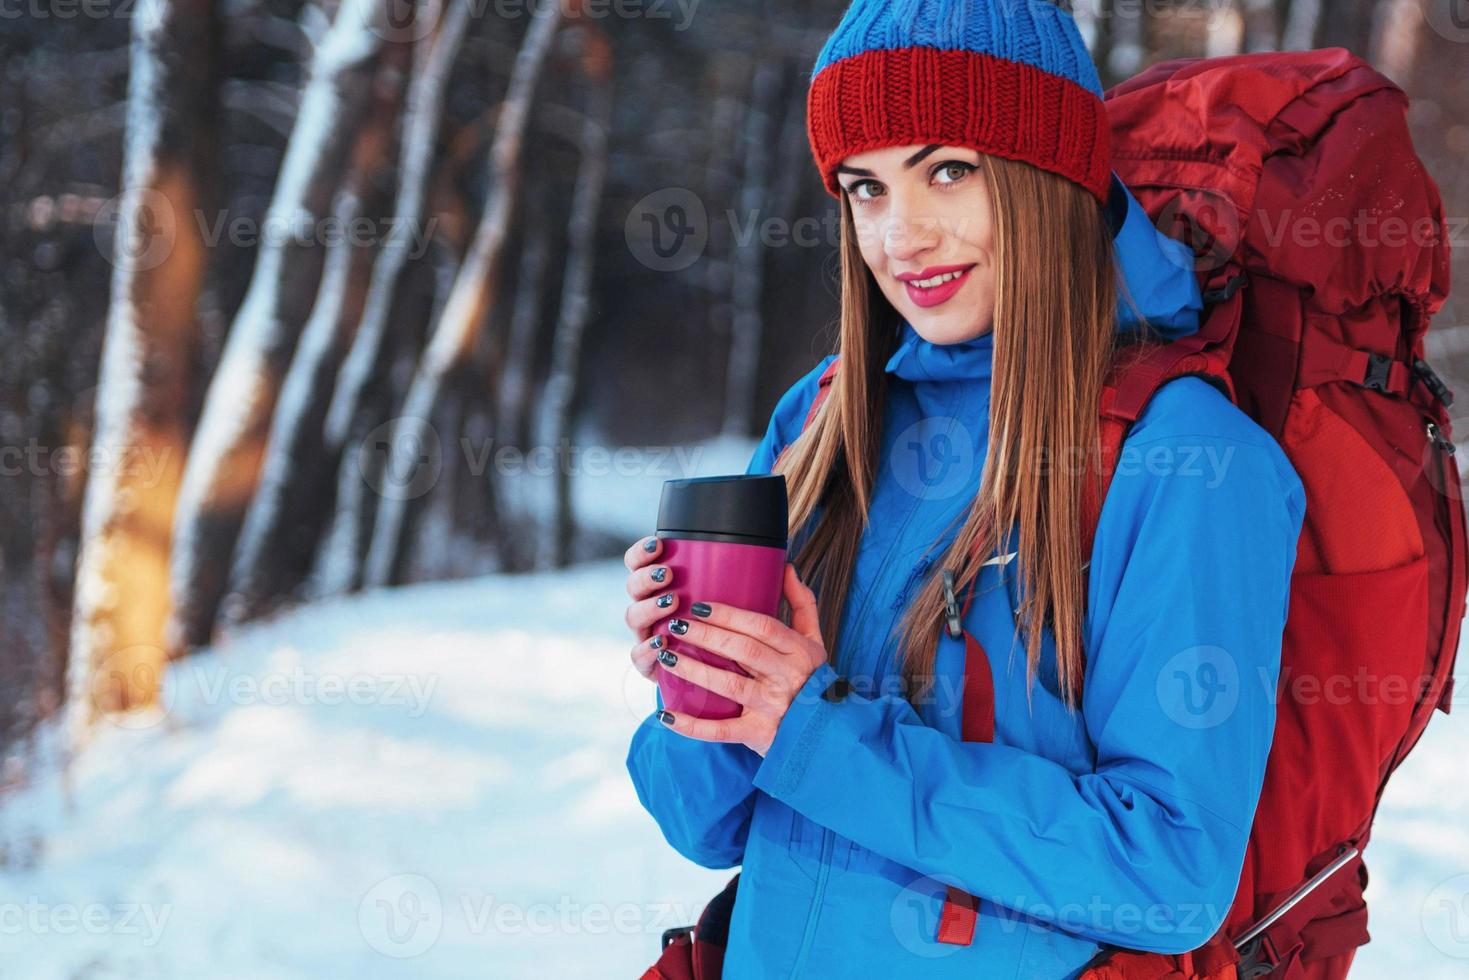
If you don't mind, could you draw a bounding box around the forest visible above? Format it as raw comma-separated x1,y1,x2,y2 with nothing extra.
1,0,1466,758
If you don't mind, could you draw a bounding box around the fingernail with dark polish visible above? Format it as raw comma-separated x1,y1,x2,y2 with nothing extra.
657,709,675,726
690,601,711,617
656,593,675,609
657,649,678,668
651,566,668,583
648,635,664,650
643,537,658,553
669,618,689,635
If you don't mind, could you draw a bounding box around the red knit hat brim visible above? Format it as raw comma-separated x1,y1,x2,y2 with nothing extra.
808,47,1112,204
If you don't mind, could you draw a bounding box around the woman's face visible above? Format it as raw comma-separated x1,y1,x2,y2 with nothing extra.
835,143,997,345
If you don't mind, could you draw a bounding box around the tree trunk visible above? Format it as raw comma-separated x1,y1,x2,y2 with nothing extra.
721,55,780,439
1282,0,1322,49
363,0,566,588
222,40,413,625
223,178,379,623
702,55,745,426
1370,0,1424,83
1315,0,1378,55
325,0,473,453
1107,0,1148,79
770,74,813,230
537,35,615,570
1242,0,1281,51
309,243,459,598
166,0,397,652
1207,0,1246,57
498,182,552,457
494,181,553,570
66,0,218,736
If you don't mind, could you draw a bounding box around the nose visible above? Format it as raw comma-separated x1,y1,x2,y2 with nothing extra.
880,195,942,266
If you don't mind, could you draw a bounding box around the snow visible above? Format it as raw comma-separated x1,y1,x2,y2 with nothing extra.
5,434,1467,977
2,566,730,979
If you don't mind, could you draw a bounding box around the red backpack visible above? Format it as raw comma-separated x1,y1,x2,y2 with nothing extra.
1077,48,1463,980
642,49,1464,980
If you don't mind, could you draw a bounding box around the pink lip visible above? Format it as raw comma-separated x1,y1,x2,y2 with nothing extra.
897,263,976,309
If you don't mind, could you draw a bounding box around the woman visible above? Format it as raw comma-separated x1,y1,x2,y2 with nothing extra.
625,1,1306,976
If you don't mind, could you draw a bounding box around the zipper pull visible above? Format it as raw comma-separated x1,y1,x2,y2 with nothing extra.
1427,420,1455,454
942,569,963,639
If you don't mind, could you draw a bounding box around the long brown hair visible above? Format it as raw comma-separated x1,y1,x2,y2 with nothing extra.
775,153,1121,710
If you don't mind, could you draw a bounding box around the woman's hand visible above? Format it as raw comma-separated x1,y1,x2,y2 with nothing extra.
654,563,826,757
623,534,677,681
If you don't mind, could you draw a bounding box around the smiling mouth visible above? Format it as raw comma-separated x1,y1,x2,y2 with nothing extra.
908,268,968,288
898,263,976,308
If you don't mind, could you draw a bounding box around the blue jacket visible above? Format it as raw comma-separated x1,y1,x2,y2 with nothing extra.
627,184,1307,978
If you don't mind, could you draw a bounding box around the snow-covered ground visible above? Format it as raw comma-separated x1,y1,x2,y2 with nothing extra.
1,435,1465,978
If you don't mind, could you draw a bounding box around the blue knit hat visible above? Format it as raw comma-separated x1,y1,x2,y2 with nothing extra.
808,0,1112,203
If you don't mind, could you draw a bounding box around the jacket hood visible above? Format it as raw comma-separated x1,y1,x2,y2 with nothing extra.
886,178,1202,383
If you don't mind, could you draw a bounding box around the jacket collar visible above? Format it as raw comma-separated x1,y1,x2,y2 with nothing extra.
884,176,1203,383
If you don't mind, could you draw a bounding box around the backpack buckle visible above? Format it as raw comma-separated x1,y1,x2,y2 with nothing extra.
1413,357,1455,407
660,924,694,950
1235,934,1280,979
941,569,963,639
1362,352,1393,393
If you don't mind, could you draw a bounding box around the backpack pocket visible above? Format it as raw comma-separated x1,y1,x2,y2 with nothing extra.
1275,557,1429,853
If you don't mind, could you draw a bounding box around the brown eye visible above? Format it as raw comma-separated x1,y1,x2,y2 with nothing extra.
934,161,976,185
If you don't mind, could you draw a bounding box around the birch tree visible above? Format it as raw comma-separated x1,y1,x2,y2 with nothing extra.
721,55,780,438
66,0,218,735
535,28,615,569
325,0,474,454
166,0,398,651
362,0,567,587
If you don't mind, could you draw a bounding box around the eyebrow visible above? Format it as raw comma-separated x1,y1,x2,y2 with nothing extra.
835,143,944,179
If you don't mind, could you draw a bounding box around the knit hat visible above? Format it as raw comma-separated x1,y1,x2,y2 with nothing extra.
807,0,1112,205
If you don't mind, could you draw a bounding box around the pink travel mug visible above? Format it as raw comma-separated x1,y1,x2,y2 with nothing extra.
654,475,789,720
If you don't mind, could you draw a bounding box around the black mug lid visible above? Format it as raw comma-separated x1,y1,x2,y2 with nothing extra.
657,474,789,547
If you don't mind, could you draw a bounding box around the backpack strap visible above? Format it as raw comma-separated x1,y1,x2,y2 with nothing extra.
934,567,998,944
1081,280,1243,559
771,357,840,473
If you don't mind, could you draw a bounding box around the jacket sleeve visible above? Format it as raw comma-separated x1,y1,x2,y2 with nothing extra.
625,355,837,869
750,380,1307,954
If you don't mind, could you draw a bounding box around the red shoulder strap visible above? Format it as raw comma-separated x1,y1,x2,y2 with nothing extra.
1080,288,1241,561
771,357,841,473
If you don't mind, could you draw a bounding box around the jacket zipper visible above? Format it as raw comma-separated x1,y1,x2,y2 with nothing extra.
857,501,929,691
